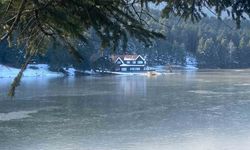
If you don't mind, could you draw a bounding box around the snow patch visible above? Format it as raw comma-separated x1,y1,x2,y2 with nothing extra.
0,64,64,78
63,67,76,76
185,65,198,70
185,56,198,70
84,69,97,75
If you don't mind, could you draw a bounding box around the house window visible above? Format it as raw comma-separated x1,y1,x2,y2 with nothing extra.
132,61,136,64
137,61,144,64
130,67,140,71
126,61,131,64
121,68,127,71
116,61,122,64
129,67,141,71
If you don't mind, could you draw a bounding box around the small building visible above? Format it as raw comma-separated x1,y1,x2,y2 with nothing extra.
112,55,146,72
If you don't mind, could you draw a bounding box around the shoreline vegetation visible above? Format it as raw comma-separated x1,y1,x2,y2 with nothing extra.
0,63,198,78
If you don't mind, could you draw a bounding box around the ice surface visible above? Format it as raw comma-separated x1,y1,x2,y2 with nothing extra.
0,110,38,121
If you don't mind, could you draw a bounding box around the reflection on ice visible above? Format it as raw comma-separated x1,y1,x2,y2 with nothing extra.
234,83,250,86
188,90,232,95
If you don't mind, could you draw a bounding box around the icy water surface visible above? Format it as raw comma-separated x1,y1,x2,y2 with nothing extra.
1,70,250,150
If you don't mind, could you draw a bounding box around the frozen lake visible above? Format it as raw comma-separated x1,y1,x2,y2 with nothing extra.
1,70,250,150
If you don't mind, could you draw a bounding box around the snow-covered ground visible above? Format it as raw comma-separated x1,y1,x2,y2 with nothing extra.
0,62,198,78
185,55,198,70
0,64,99,78
0,64,64,78
63,67,76,76
83,69,98,75
185,64,198,70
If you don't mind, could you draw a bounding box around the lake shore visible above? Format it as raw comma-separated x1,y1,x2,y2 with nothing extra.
0,64,198,78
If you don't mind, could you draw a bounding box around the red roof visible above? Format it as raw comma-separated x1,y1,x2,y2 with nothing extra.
124,55,138,60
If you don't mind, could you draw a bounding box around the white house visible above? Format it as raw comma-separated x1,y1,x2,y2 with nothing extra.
112,55,146,72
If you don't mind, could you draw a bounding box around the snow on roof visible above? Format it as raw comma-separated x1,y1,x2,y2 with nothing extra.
112,55,145,62
120,64,145,67
124,55,139,60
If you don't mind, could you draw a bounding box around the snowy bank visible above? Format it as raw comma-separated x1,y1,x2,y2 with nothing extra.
63,68,97,76
185,55,198,70
185,65,198,70
84,69,97,75
0,64,64,78
63,67,76,76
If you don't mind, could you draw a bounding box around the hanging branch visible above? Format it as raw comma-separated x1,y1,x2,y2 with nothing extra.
0,0,27,42
4,0,13,15
57,34,84,63
34,10,54,36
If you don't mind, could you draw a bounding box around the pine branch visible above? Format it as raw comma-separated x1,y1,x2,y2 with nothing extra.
57,34,84,63
0,0,27,42
34,10,54,36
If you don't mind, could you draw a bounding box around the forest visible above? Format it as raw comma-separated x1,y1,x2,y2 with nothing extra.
1,11,250,70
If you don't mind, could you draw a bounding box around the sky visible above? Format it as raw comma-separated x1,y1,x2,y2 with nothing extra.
149,2,229,18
